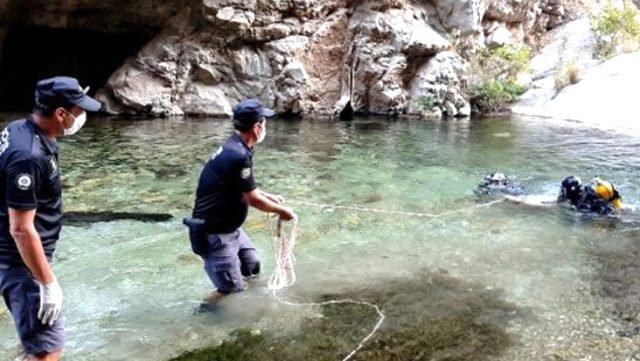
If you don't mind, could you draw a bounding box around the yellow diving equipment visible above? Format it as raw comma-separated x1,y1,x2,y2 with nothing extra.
592,177,622,209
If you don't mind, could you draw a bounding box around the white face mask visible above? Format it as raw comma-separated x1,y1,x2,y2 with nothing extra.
256,123,266,144
63,111,87,136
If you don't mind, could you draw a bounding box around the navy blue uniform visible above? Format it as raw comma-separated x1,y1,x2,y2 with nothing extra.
192,132,260,294
0,118,62,265
0,118,65,354
193,132,257,232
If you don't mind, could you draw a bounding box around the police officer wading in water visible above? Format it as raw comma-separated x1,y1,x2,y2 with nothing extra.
186,99,296,307
0,77,101,361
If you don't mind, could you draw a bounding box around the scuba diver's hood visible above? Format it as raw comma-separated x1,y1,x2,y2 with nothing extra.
558,176,582,203
488,172,506,182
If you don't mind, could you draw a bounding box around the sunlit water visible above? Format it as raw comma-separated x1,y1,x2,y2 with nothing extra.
1,114,640,360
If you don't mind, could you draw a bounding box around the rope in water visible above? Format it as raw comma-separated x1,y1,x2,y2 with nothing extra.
289,198,505,218
267,217,385,361
266,198,505,360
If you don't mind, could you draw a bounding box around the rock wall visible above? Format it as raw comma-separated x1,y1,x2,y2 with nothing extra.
0,0,191,32
0,0,577,117
513,2,640,131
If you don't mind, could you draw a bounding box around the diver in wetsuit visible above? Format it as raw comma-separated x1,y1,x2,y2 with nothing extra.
475,172,526,196
505,175,624,215
557,176,622,215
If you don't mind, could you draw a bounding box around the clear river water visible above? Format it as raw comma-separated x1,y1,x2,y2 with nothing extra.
1,114,640,360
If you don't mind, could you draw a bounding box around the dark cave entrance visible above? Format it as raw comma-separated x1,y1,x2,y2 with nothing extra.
0,25,155,111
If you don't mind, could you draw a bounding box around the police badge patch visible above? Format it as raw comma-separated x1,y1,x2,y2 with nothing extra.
241,167,251,179
16,173,33,191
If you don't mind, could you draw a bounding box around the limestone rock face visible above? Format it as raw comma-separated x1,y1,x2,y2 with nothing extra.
97,0,473,117
0,0,187,32
431,0,486,35
0,0,580,118
513,17,640,131
513,18,598,114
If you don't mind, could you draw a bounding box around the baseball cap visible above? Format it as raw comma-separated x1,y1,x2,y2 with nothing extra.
35,76,102,112
232,99,275,130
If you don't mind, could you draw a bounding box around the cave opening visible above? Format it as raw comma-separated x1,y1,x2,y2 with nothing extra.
0,25,155,111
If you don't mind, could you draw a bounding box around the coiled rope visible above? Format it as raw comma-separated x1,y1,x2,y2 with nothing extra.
267,217,298,290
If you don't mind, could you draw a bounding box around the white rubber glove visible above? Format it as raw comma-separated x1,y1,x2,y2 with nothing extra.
38,279,63,326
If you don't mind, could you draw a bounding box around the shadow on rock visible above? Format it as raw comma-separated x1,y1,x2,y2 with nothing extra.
171,270,523,361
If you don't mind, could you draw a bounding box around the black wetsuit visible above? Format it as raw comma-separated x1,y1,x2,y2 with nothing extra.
567,186,616,215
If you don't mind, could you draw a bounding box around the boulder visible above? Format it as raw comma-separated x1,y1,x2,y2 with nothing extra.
514,51,640,130
513,17,597,114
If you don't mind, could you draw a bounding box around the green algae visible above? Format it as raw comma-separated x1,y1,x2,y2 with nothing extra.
172,271,520,361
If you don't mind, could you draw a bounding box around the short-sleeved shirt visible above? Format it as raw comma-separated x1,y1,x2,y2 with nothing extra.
192,132,257,233
0,118,62,266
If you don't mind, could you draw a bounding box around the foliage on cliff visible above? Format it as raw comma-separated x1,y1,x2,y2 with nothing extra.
592,0,640,59
469,45,531,114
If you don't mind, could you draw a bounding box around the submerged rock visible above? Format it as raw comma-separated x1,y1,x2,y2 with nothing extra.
589,231,640,337
63,211,173,225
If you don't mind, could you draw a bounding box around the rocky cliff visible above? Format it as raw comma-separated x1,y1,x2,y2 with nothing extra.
513,14,640,132
0,0,574,118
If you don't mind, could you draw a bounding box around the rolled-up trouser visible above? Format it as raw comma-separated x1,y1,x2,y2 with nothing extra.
0,264,65,355
203,228,260,294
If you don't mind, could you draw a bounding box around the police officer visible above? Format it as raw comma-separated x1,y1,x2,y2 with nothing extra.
0,77,101,361
188,99,296,306
190,99,296,304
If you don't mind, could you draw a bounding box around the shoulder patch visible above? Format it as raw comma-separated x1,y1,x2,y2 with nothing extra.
211,146,223,160
16,173,33,191
241,167,252,179
0,128,10,156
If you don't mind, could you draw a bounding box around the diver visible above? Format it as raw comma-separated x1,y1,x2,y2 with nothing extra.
558,176,622,214
475,172,526,196
505,175,624,215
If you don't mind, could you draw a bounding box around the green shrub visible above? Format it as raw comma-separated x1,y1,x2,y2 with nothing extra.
492,45,531,76
419,95,439,111
469,45,531,114
592,0,640,59
471,79,525,114
554,61,581,92
471,45,531,82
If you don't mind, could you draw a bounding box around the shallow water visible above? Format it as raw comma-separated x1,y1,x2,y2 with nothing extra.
1,115,640,360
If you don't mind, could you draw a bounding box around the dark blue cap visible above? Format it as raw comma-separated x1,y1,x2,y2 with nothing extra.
232,99,275,129
35,76,101,112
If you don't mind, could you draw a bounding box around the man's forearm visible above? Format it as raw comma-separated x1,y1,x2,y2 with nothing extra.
249,192,288,214
12,227,55,284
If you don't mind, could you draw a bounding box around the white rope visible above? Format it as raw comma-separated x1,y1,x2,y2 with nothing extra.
289,199,504,218
267,216,385,361
267,218,298,291
273,294,385,361
265,198,504,360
